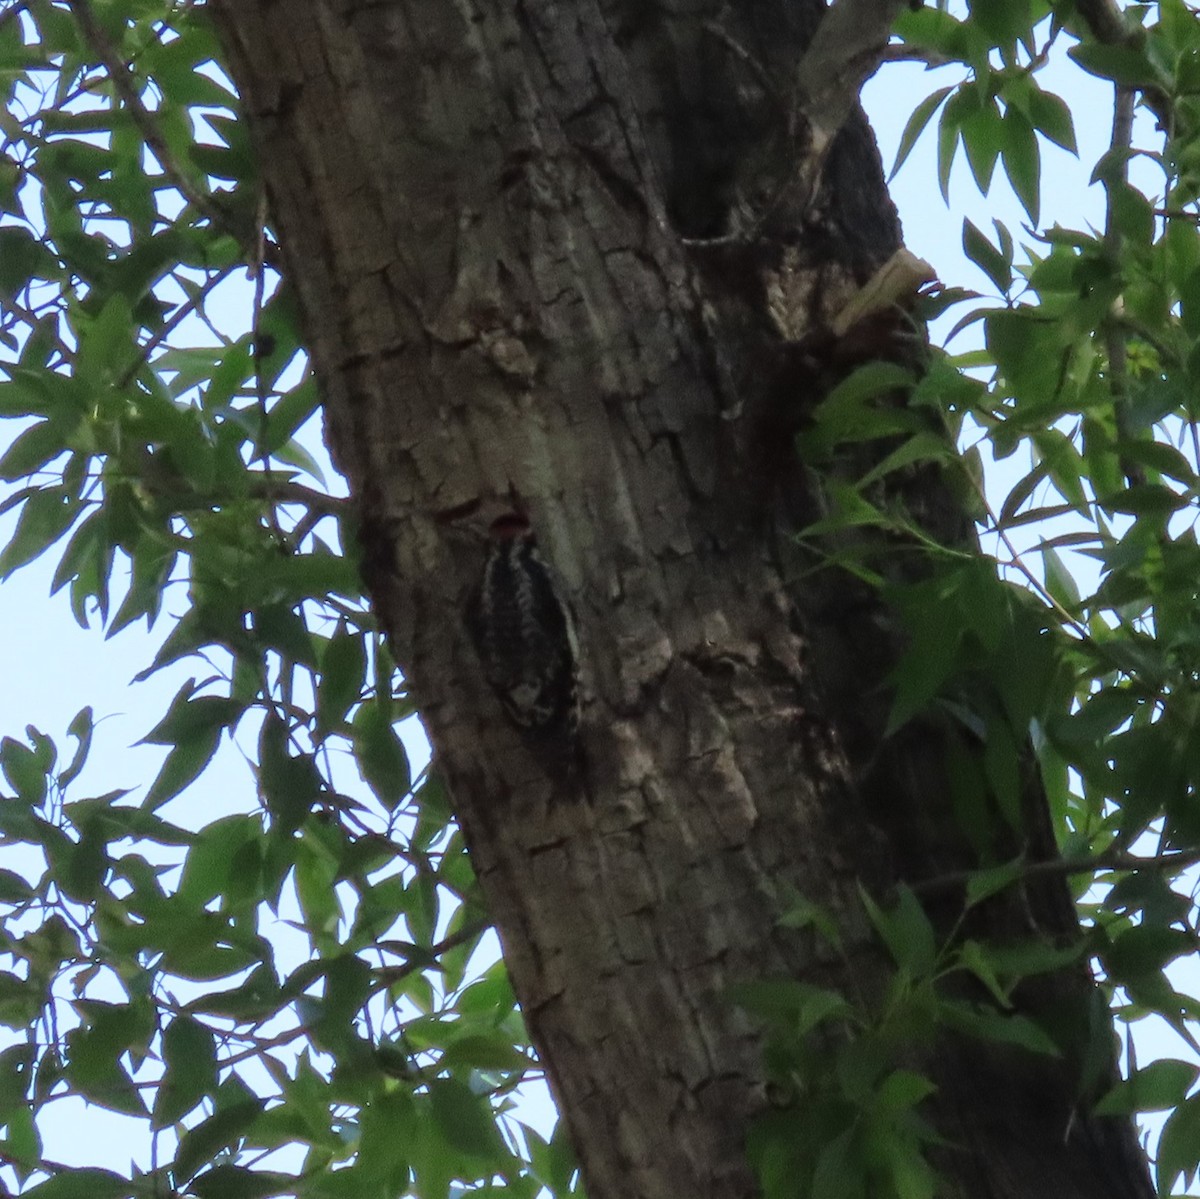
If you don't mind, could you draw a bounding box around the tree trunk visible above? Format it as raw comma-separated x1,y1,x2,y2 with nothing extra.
210,3,1154,1197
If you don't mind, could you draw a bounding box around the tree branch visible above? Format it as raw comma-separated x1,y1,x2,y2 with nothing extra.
1071,0,1171,125
877,43,954,69
795,0,909,154
1103,84,1145,488
914,845,1200,898
131,446,344,517
1072,0,1134,48
176,477,344,516
372,919,490,985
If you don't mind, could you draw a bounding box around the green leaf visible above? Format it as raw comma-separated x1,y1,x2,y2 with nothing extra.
1156,1095,1200,1196
1026,85,1076,154
885,1138,938,1199
890,86,954,179
20,1170,133,1199
1039,542,1080,609
0,420,66,481
982,716,1022,829
440,1032,530,1074
183,965,282,1022
730,979,851,1036
875,1068,937,1116
57,706,94,791
1111,182,1154,247
0,868,34,902
859,885,937,976
317,621,368,739
176,813,259,904
857,431,955,489
426,1078,502,1159
1095,1058,1198,1115
173,1100,265,1184
1000,109,1040,224
257,716,323,832
0,486,81,577
154,1016,218,1128
962,218,1013,294
140,682,241,747
811,1127,860,1199
0,226,59,297
295,833,341,941
524,1120,578,1198
939,1000,1060,1056
893,5,972,59
937,90,963,201
970,0,1033,47
263,377,321,452
352,698,411,811
0,1101,41,1175
142,728,222,811
1068,42,1165,89
75,292,135,384
1116,439,1197,487
958,940,1013,1009
189,1167,297,1199
959,96,1004,194
804,362,917,454
0,734,49,804
963,859,1023,908
0,968,39,1029
356,1091,414,1190
997,459,1050,527
1106,483,1187,517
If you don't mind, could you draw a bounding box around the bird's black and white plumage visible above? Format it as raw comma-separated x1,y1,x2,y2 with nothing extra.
466,512,580,769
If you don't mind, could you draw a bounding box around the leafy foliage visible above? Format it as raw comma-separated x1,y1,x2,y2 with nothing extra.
742,883,1081,1199
777,3,1200,1195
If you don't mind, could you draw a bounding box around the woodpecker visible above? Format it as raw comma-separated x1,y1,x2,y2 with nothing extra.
466,512,581,771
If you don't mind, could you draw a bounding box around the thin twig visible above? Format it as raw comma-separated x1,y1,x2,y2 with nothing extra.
373,919,490,985
128,445,343,516
287,501,334,549
220,1024,307,1068
1153,206,1200,222
249,185,290,550
1103,84,1145,487
163,477,344,516
914,844,1200,898
253,478,343,514
116,268,229,388
876,44,954,69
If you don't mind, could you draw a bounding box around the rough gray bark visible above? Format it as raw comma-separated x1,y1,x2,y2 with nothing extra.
209,3,1154,1197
